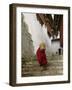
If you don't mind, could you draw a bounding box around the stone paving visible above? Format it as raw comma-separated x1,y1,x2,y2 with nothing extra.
22,55,63,77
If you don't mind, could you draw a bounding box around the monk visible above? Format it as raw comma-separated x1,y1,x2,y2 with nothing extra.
36,42,47,70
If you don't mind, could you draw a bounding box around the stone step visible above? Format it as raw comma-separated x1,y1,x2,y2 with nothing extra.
46,56,63,60
22,61,63,67
22,65,63,72
22,67,63,76
22,55,63,62
22,55,63,77
22,58,63,64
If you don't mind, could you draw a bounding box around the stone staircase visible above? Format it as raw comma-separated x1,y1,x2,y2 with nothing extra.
22,55,63,77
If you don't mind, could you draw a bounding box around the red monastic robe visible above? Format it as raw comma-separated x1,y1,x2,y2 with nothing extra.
36,48,47,65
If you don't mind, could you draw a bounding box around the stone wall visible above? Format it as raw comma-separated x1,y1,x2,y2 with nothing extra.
21,13,34,62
